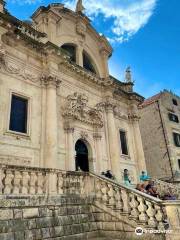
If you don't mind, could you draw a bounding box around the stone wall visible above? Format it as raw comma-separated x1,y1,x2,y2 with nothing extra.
0,195,146,240
139,102,172,179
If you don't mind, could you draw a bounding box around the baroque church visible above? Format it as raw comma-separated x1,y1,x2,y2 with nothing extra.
0,2,180,240
0,0,146,182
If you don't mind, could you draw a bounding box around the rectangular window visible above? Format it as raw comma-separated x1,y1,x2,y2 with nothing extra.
168,113,179,123
173,132,180,147
120,130,128,155
9,94,28,134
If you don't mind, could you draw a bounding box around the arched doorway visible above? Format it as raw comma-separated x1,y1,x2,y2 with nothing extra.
75,139,89,172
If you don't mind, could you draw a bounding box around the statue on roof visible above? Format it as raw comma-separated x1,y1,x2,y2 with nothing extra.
76,0,85,13
125,66,132,83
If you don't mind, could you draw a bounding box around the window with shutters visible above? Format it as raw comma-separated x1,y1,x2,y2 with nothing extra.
119,130,129,155
173,132,180,147
9,94,28,134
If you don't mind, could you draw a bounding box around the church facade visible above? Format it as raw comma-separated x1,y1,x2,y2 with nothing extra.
0,1,146,182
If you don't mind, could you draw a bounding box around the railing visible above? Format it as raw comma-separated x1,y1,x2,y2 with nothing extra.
0,164,88,196
0,164,180,238
89,173,166,230
153,178,180,199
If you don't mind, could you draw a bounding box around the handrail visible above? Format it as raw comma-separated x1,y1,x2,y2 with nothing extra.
89,172,163,204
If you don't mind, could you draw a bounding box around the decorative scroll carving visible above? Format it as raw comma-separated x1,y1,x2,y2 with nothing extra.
0,43,40,83
63,92,103,128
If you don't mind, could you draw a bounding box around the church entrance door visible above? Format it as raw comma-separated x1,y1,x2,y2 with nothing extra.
75,139,89,172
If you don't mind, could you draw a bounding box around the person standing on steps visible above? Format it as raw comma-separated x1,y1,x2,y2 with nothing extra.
139,171,151,182
123,169,131,187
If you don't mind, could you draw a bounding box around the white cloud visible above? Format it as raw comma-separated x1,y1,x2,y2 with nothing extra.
7,0,42,4
62,0,157,43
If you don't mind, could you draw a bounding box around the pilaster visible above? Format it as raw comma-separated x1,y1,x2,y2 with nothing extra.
41,74,61,168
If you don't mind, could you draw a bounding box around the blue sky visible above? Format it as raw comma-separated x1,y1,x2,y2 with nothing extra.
6,0,180,98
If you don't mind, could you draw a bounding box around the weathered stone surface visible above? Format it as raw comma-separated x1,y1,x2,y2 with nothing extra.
0,210,13,220
14,231,24,240
8,219,28,232
0,221,9,233
36,217,53,228
0,233,14,240
41,228,51,238
13,209,23,219
28,219,37,229
23,208,39,219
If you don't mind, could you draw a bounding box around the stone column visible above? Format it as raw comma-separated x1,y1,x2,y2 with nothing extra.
100,49,109,78
129,103,146,173
105,103,120,178
64,126,75,171
132,119,146,172
76,45,83,67
42,74,61,168
93,132,102,174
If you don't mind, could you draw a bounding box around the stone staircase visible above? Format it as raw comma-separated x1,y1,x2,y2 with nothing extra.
0,164,180,240
0,194,141,240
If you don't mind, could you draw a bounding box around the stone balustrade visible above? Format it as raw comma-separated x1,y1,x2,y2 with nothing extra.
153,178,180,199
90,174,166,230
0,164,180,239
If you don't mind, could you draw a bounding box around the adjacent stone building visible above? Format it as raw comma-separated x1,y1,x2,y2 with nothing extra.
139,90,180,181
0,0,146,182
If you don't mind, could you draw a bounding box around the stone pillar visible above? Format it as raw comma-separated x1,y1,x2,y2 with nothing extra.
100,49,109,78
132,119,146,172
105,103,120,178
64,127,75,171
129,103,146,173
76,45,83,67
164,203,180,240
42,74,61,168
93,132,102,174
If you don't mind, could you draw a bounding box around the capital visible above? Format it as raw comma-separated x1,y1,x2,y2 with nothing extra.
41,74,61,88
64,127,74,134
93,133,102,140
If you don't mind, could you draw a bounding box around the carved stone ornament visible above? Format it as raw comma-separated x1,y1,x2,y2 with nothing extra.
80,131,88,140
114,106,128,120
96,98,116,113
76,20,87,37
63,92,103,128
41,73,61,88
128,104,140,121
0,43,40,83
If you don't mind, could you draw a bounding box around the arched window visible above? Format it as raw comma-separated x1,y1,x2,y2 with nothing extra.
61,44,76,63
83,51,96,74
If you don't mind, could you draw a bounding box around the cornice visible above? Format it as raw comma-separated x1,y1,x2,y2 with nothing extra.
59,60,113,87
